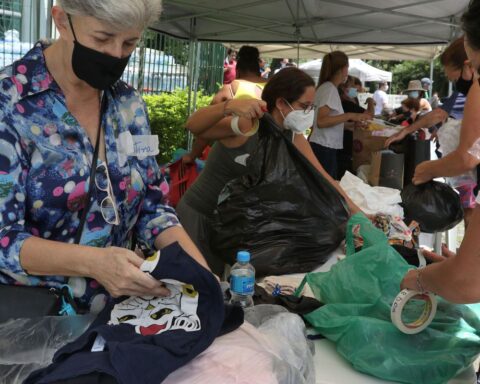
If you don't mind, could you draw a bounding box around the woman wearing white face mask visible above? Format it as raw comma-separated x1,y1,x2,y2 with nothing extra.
182,67,362,275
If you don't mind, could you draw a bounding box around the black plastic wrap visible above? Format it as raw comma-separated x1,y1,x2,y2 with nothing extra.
401,181,464,233
211,114,349,276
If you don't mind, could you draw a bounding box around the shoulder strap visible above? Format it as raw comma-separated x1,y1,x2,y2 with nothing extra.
74,94,107,245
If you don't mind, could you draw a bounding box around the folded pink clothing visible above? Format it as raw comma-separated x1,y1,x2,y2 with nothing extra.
163,322,279,384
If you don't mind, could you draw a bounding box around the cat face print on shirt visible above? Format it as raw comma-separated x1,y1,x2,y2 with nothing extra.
108,252,201,336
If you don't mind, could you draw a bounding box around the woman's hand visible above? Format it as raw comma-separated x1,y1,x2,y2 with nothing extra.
412,161,434,185
400,246,455,291
400,269,418,291
348,112,370,123
422,245,456,263
384,129,407,148
91,247,170,298
225,99,267,120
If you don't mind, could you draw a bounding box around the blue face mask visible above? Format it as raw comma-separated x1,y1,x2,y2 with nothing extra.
347,87,358,98
409,91,420,98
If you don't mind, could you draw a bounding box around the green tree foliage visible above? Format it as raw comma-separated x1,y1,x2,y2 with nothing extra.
366,59,449,97
143,88,213,164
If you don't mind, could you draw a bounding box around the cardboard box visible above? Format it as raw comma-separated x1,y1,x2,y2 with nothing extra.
352,129,388,170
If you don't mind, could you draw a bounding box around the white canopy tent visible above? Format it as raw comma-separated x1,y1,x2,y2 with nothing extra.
154,0,469,61
300,58,392,84
151,0,469,143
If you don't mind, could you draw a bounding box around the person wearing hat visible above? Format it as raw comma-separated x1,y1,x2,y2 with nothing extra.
420,77,432,99
404,79,432,114
421,77,441,109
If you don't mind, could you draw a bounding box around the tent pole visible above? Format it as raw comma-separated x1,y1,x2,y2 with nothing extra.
192,41,201,116
187,17,196,151
429,58,434,94
296,0,300,64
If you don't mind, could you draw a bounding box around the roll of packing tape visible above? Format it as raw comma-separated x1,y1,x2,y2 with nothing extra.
391,289,437,334
230,115,259,137
417,249,427,268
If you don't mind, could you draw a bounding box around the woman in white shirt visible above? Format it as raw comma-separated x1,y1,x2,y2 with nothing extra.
309,51,370,179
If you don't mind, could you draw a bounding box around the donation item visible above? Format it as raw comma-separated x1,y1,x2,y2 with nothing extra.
298,214,480,384
26,243,234,384
211,114,349,276
401,181,464,233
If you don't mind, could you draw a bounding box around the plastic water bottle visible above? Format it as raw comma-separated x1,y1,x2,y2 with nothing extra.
229,251,255,308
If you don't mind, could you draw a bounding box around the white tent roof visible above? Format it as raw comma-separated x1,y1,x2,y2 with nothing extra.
300,58,392,83
154,0,469,60
232,43,444,61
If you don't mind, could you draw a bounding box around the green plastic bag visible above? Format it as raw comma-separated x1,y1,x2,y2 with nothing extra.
300,213,480,384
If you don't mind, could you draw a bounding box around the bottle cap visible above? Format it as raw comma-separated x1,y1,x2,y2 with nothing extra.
237,251,250,263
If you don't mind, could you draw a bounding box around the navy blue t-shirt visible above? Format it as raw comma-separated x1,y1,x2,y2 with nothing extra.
25,243,226,384
440,91,466,120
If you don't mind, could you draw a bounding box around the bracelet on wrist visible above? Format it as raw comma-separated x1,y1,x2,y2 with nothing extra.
416,268,427,293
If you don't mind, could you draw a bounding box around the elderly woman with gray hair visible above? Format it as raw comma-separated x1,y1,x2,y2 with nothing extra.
0,0,221,318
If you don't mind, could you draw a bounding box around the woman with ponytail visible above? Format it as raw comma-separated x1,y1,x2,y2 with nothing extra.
309,51,371,179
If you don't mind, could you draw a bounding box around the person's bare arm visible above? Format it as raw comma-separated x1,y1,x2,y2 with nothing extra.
316,105,367,128
412,82,480,184
420,98,432,113
20,237,170,298
185,99,266,135
154,226,211,272
401,205,480,303
384,108,448,147
182,137,210,164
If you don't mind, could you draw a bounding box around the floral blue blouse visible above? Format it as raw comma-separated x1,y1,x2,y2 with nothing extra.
0,42,179,308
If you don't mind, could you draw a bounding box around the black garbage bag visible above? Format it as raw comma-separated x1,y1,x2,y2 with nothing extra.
210,114,350,277
401,181,464,233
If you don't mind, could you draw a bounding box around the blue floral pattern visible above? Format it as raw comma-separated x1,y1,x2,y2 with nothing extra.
0,42,178,305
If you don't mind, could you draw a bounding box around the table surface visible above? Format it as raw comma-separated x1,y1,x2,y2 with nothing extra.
295,248,477,384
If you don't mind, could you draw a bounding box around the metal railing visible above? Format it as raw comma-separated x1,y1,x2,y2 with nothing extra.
0,1,225,96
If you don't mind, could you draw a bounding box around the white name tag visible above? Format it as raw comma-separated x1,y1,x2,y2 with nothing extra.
117,132,159,159
132,135,160,157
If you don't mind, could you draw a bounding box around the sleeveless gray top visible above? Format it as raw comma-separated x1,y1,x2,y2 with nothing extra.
181,135,259,216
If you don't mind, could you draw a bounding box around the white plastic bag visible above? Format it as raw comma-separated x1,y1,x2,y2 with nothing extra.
437,119,477,187
340,171,404,217
164,305,315,384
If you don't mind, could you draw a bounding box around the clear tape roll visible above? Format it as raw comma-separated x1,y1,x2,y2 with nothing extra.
417,249,427,268
391,289,437,334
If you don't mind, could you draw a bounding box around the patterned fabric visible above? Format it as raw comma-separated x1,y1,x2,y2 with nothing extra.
352,214,420,251
456,183,476,209
0,41,179,307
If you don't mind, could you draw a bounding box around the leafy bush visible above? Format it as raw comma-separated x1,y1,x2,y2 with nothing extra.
143,88,213,164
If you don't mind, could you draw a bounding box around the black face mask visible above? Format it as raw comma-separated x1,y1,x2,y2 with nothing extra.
454,69,474,96
68,15,130,90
